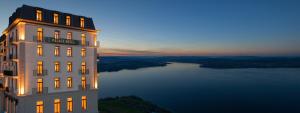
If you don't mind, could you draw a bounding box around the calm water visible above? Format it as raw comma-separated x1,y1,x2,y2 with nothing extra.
99,63,300,113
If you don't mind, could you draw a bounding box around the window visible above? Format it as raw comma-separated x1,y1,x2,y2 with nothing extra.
94,36,97,46
54,61,60,72
67,32,72,40
36,10,42,21
67,97,73,112
81,48,86,57
81,76,86,89
81,34,86,45
37,79,43,93
54,31,60,39
37,45,43,56
37,61,43,75
82,96,87,110
66,16,71,26
54,99,61,113
36,101,43,113
67,77,72,88
80,18,84,28
54,13,59,24
81,61,86,74
54,46,60,56
37,28,43,42
54,77,60,89
67,47,72,57
67,62,72,72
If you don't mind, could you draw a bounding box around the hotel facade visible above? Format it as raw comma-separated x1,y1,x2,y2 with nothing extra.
0,5,99,113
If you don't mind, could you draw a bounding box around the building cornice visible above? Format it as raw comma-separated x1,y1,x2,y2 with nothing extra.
2,18,100,34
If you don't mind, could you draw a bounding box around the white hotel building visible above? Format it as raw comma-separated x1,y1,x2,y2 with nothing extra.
0,5,99,113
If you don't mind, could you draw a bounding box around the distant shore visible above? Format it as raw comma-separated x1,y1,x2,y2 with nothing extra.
98,56,300,72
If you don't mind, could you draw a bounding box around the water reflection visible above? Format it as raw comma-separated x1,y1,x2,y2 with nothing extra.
99,63,300,113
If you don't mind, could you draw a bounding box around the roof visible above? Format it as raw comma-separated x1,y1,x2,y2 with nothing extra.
8,5,96,30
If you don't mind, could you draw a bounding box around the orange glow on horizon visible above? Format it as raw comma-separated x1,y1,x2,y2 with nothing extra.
99,47,300,56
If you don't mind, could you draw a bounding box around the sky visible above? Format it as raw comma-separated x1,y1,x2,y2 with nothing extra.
0,0,300,56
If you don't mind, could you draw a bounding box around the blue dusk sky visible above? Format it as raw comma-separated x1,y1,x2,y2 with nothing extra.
0,0,300,56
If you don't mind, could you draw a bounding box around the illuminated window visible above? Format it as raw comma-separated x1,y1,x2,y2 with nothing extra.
54,31,60,39
37,61,43,75
37,79,43,93
54,99,61,113
54,46,60,56
36,10,42,21
81,76,86,89
67,47,72,57
81,34,86,45
37,45,43,56
54,13,59,24
66,16,71,26
81,48,86,57
54,77,60,89
67,32,72,40
37,28,43,42
81,96,87,110
81,61,86,74
36,101,43,113
67,62,72,72
67,97,73,112
94,37,97,46
67,77,72,88
80,18,84,28
54,61,60,72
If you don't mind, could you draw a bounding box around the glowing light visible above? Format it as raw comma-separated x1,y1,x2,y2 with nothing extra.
19,86,24,95
18,22,26,40
94,36,97,46
94,78,98,89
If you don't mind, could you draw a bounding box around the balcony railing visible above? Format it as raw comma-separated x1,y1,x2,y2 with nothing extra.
78,69,89,75
33,70,48,76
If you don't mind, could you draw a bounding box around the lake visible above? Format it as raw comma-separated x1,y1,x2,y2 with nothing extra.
99,62,300,113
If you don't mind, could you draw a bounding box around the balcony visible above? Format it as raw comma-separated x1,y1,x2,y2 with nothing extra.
78,69,89,75
33,70,48,76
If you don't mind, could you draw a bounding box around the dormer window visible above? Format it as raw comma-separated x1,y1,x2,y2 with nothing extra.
66,16,71,26
80,18,85,28
36,10,42,21
54,13,59,24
